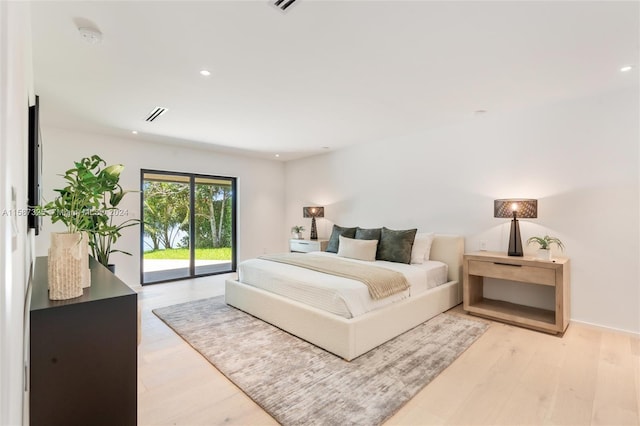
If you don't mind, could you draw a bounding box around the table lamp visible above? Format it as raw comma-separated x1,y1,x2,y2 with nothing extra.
494,199,537,256
303,206,324,240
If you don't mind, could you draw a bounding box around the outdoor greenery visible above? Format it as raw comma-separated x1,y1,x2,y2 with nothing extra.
142,180,232,253
191,183,232,249
143,182,189,251
143,247,232,260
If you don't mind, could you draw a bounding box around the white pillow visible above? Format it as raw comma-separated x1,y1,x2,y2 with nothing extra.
410,232,435,264
337,235,378,262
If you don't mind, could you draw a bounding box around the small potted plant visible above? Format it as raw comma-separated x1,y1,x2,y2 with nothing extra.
526,235,565,260
291,225,305,239
40,155,140,290
40,156,115,298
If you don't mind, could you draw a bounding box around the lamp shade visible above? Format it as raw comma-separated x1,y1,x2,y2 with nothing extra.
303,206,324,218
494,199,537,219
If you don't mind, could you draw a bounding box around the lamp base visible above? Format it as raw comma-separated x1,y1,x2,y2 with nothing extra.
508,218,523,257
310,217,318,240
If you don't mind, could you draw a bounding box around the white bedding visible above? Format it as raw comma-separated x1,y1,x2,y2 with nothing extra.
237,251,448,319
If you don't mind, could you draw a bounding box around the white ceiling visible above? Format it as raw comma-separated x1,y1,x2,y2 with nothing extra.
30,1,639,161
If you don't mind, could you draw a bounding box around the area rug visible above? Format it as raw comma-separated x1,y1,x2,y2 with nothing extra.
153,296,488,426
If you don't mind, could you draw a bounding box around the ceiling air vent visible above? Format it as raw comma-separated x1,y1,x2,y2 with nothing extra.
145,107,168,122
273,0,298,11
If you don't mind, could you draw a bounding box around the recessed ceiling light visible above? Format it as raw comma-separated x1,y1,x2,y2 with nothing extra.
620,65,633,72
200,70,211,76
131,130,138,135
275,154,280,158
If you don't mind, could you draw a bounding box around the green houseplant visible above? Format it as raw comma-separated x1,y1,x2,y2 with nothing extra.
88,170,140,270
291,225,305,239
42,155,139,270
526,235,564,260
41,155,117,298
42,155,114,233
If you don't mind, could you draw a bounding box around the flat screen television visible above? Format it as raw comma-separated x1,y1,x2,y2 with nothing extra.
28,95,42,235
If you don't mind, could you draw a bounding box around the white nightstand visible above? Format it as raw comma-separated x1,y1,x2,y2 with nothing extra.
289,239,328,253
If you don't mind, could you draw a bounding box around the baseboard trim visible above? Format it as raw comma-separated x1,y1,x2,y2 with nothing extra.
570,319,640,338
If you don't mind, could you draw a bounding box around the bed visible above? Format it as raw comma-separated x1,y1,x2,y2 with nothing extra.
225,234,464,361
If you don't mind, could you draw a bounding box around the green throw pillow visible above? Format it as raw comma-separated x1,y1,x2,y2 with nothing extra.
326,225,357,253
377,227,417,264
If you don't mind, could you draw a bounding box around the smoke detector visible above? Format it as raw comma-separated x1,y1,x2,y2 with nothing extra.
78,27,103,45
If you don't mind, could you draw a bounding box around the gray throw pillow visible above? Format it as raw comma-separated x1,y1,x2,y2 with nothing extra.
325,225,357,253
355,227,381,255
355,227,382,241
377,227,418,264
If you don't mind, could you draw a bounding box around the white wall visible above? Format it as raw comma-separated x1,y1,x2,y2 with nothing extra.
285,88,640,334
0,2,33,425
35,126,286,288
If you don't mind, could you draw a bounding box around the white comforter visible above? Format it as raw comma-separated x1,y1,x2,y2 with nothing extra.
238,251,448,319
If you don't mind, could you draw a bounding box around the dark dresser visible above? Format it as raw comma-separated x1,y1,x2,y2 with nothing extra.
29,256,137,425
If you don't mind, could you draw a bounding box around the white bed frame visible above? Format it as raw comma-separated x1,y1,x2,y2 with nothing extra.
225,234,464,361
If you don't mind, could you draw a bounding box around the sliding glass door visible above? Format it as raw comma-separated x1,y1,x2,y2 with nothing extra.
140,170,236,285
193,176,234,276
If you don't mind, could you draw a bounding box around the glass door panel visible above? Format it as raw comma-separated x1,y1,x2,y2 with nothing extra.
141,173,191,283
194,177,234,276
141,170,236,285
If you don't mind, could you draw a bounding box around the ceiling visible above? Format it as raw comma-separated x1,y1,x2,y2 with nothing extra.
30,1,639,161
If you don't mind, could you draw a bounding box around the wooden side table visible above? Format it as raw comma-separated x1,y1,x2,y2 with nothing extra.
289,239,328,253
463,251,570,334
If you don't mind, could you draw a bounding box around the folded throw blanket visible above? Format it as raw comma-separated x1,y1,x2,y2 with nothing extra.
259,253,409,300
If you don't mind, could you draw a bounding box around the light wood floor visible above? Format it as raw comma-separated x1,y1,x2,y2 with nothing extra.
137,273,640,426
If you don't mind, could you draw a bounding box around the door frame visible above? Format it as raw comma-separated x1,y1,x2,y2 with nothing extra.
139,168,237,285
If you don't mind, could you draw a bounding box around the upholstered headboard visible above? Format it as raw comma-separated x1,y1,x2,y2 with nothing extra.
429,234,464,284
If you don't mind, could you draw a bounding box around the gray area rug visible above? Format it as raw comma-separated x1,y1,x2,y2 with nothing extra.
153,296,488,426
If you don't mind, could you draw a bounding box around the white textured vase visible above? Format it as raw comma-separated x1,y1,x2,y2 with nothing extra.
48,232,86,300
536,248,551,261
79,232,91,288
